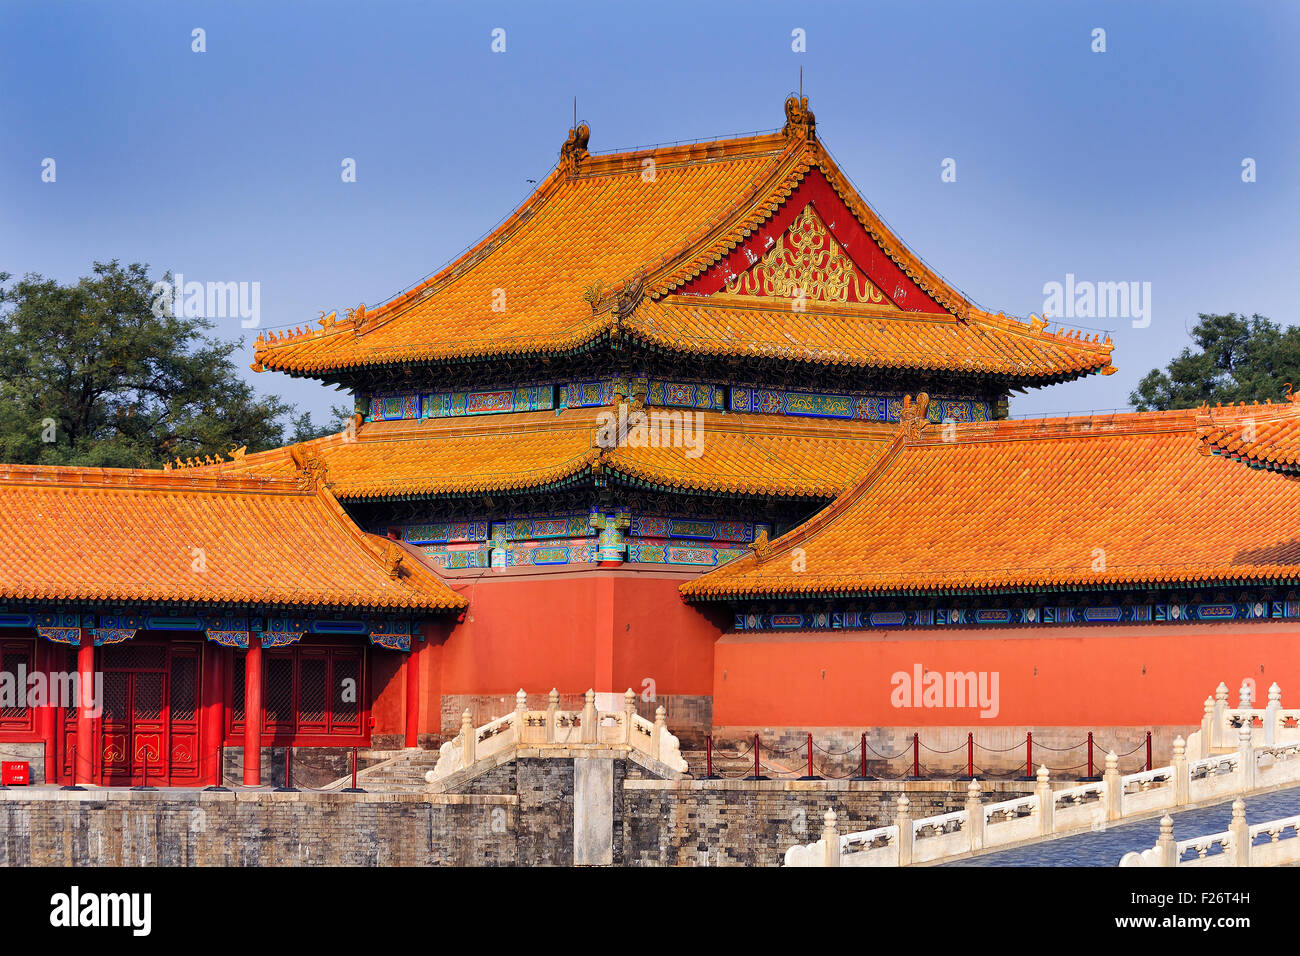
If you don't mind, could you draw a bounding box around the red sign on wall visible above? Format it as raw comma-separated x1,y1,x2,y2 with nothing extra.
2,761,29,786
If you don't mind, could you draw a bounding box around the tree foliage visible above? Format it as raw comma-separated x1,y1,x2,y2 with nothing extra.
1129,313,1300,411
0,261,345,467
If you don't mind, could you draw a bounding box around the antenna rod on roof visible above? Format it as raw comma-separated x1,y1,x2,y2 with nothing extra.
799,66,803,99
573,96,577,128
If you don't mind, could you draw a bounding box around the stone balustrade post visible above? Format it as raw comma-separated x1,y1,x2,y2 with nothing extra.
895,795,913,866
1035,765,1054,835
1198,696,1214,758
652,706,665,762
1172,736,1189,806
822,809,840,867
1230,799,1250,867
460,709,475,766
514,688,527,743
1265,682,1282,747
581,689,597,744
624,688,636,745
965,779,984,852
545,688,559,744
1103,751,1122,821
1157,815,1177,867
1237,722,1255,792
1239,679,1253,712
1213,682,1229,749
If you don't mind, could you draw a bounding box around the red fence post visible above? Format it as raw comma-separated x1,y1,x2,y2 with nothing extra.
1087,732,1094,778
967,732,974,778
912,733,920,778
859,732,867,779
807,733,814,779
1146,731,1152,772
706,734,714,778
352,747,358,790
753,733,761,779
1026,732,1033,778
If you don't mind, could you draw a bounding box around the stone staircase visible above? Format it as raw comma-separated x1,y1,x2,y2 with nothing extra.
320,748,442,792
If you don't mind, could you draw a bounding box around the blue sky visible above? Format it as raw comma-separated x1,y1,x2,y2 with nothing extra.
2,0,1296,421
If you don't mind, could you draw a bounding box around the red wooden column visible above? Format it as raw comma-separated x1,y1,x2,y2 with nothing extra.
34,638,57,784
243,635,263,785
75,632,95,785
404,638,421,749
198,641,226,786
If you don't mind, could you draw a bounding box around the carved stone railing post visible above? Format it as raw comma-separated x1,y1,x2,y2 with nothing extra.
1230,799,1250,867
965,779,984,851
1172,736,1189,806
460,709,476,767
1266,683,1282,746
624,688,636,745
1157,815,1176,867
1035,765,1053,835
822,809,841,868
895,795,913,866
546,688,558,744
1103,751,1122,821
514,688,527,744
1239,679,1254,712
1199,696,1214,757
1213,682,1229,749
581,689,597,743
652,706,666,762
1238,722,1255,792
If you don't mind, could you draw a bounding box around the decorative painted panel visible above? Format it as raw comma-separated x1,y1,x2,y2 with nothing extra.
732,598,1291,633
729,386,990,424
647,380,726,411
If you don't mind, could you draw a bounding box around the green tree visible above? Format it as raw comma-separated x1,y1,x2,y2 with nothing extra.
1129,312,1300,411
0,261,345,467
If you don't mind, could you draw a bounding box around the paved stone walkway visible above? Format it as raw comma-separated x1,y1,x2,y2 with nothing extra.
945,785,1300,866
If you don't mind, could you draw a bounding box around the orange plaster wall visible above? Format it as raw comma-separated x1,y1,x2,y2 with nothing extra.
439,569,719,697
713,623,1300,727
610,572,722,696
441,572,603,694
369,649,405,735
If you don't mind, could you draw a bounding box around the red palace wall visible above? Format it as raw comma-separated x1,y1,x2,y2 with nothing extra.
712,622,1300,728
432,566,724,733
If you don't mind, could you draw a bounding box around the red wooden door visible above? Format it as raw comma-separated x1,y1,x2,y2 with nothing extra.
96,643,200,785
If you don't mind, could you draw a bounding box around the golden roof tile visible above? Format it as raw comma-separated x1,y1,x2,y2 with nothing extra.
0,465,465,611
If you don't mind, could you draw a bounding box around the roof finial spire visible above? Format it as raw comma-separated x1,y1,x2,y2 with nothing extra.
561,99,590,176
783,91,815,140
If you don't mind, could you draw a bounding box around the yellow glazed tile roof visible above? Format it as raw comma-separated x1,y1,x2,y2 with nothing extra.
0,465,465,610
252,103,1113,383
630,296,1113,379
684,401,1300,599
1199,397,1300,474
202,410,898,500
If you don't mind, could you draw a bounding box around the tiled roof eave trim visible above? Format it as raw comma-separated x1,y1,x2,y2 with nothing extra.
683,575,1300,603
1,595,463,614
621,326,1109,384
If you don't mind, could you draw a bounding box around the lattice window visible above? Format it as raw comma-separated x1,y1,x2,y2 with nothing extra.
103,644,166,671
230,653,245,723
102,672,129,722
333,656,360,727
299,657,327,724
169,655,196,722
134,672,162,721
0,642,32,723
64,648,78,718
264,656,294,725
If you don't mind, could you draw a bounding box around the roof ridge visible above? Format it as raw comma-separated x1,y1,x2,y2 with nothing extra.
0,462,305,494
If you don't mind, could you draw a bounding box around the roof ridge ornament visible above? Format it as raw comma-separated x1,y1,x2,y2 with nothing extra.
561,122,591,175
901,392,930,441
782,95,816,140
